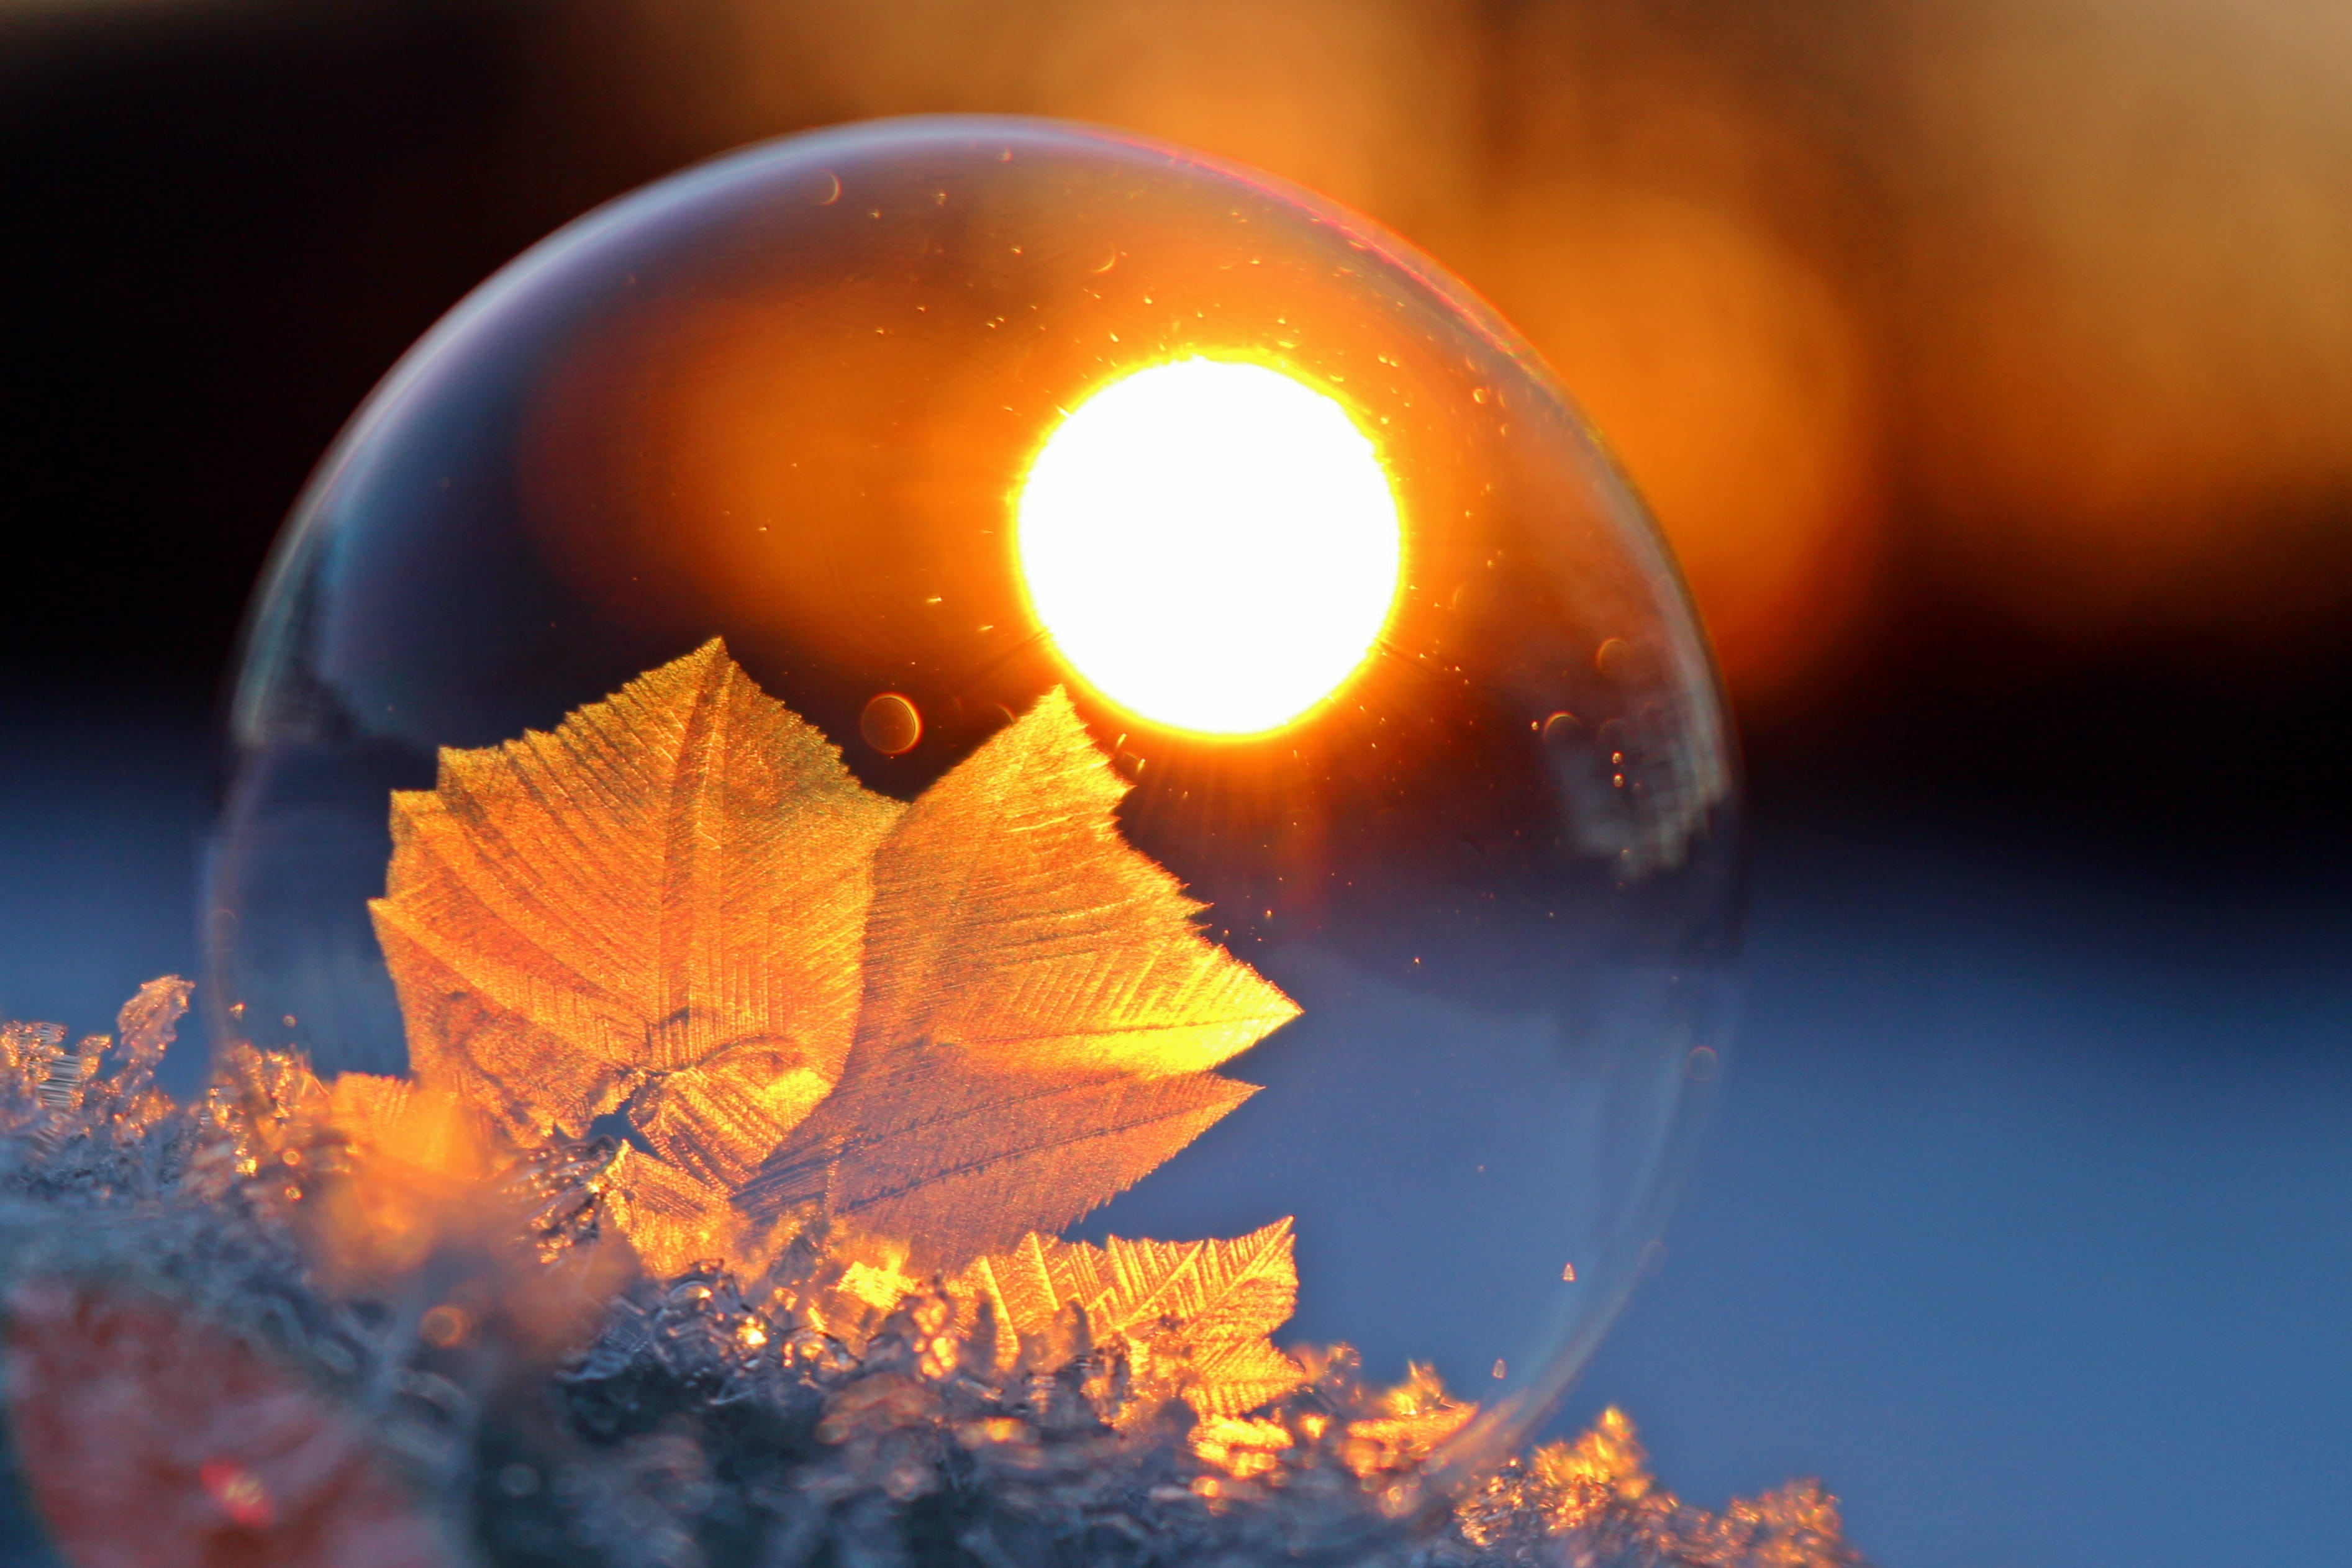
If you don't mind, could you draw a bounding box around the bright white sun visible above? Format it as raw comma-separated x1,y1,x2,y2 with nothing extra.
1015,357,1404,737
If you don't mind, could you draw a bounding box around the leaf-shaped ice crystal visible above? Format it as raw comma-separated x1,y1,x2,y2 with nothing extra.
371,640,901,1190
373,643,1296,1276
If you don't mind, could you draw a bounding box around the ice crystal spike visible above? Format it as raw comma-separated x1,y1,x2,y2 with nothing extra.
31,1035,101,1114
1,1020,66,1107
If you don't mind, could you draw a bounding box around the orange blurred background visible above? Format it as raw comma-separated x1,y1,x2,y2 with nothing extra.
538,0,2352,702
6,0,2350,787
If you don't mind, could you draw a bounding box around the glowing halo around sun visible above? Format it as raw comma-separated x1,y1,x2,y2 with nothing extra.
1014,357,1405,738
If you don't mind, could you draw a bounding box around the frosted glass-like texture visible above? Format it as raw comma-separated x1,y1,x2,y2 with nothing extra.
210,116,1740,1466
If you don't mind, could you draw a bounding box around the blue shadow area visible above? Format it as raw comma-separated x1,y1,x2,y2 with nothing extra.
0,694,209,1076
1560,821,2352,1567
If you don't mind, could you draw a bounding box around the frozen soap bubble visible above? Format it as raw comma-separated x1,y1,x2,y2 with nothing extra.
207,116,1740,1469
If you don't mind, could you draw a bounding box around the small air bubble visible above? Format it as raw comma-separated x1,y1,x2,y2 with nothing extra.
860,693,923,756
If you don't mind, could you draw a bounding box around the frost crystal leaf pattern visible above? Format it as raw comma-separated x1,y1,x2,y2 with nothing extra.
739,686,1293,1269
958,1220,1305,1420
371,639,899,1169
373,643,1295,1276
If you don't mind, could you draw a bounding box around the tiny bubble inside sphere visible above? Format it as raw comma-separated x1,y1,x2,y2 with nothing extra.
860,692,922,755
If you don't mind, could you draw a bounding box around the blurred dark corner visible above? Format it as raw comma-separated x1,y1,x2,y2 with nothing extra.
0,2,2346,1565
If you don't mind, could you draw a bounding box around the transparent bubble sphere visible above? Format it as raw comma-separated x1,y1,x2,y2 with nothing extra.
210,116,1740,1466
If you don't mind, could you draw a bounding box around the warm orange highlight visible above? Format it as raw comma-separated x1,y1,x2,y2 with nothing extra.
1473,184,1882,699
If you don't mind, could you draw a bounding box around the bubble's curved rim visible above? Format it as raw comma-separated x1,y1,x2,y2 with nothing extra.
212,113,1746,1477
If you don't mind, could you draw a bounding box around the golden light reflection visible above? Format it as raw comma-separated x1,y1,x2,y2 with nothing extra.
1015,357,1402,737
